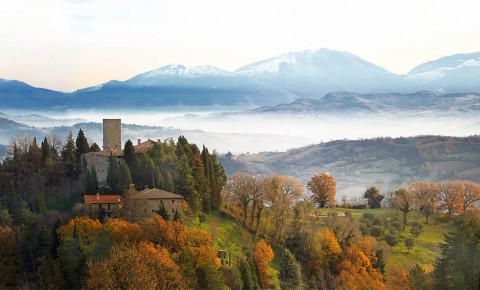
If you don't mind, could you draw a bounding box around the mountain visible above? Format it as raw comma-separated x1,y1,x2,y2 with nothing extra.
255,91,480,113
1,49,480,110
72,64,294,108
0,78,68,109
220,136,480,198
407,52,480,92
237,48,404,97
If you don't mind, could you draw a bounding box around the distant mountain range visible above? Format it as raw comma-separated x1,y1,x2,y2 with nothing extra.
1,49,480,109
255,91,480,113
220,135,480,198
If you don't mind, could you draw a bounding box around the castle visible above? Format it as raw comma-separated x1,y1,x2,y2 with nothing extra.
83,119,159,185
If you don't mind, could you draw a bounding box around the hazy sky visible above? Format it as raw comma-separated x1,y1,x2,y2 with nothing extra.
1,0,479,91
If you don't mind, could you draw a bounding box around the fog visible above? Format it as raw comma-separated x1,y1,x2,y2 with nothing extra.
3,109,479,154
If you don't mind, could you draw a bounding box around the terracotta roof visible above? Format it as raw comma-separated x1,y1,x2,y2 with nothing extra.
134,140,158,154
84,194,122,204
132,188,184,200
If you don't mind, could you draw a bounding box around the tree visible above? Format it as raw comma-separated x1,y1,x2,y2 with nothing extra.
89,143,101,152
254,239,274,289
85,166,98,194
405,238,414,254
410,181,437,224
436,180,462,216
326,212,361,249
385,234,399,247
84,242,186,290
264,175,303,240
459,180,480,214
308,172,336,208
117,161,132,194
364,187,384,209
391,188,415,230
155,202,170,220
408,264,430,290
41,137,53,167
123,139,135,168
410,222,423,238
0,226,20,288
279,247,302,290
239,258,259,290
224,173,256,226
62,132,76,177
75,129,90,170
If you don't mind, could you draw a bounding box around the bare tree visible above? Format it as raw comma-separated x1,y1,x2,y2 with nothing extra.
436,180,462,216
224,172,256,226
459,180,480,214
391,188,415,230
263,175,303,240
409,181,437,224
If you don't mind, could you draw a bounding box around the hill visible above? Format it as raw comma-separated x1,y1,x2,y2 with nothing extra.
220,136,480,197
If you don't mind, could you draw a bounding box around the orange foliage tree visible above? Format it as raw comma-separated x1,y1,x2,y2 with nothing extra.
308,172,336,208
84,241,186,290
336,244,386,290
140,215,186,252
104,218,142,244
254,239,274,288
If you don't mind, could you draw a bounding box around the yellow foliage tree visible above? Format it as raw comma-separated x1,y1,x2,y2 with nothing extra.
140,215,186,252
104,218,143,244
57,216,103,256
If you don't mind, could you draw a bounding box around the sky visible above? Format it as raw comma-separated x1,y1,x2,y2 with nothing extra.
1,0,479,92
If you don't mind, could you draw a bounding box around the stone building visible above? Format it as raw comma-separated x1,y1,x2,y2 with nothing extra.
83,193,122,218
124,185,184,221
83,119,160,186
103,119,121,151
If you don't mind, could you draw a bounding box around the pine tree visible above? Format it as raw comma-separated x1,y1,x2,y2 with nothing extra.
75,129,90,172
62,132,76,177
41,137,53,167
117,161,132,194
86,166,98,194
123,140,135,168
176,154,197,211
89,143,101,152
28,137,42,169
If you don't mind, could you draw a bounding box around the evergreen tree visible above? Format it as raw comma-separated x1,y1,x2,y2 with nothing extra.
117,161,132,194
89,143,101,152
62,132,76,177
240,258,259,290
58,236,84,290
153,165,164,189
123,139,135,168
41,137,53,167
75,129,89,172
155,202,170,220
85,166,98,194
192,146,209,212
106,157,120,192
279,248,302,290
176,154,198,211
164,172,175,192
28,137,42,169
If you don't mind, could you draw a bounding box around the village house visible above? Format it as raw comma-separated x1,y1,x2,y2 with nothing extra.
124,185,184,221
83,193,122,218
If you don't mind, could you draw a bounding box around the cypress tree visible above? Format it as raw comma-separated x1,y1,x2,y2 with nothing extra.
61,132,76,177
123,139,135,168
75,129,89,172
41,137,53,167
117,161,132,194
85,166,98,194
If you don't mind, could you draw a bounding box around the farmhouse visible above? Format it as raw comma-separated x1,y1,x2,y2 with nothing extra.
83,193,122,218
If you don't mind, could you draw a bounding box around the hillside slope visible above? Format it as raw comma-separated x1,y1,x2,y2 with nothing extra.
220,136,480,197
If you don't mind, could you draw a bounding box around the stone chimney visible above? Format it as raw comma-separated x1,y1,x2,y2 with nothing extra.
96,192,100,201
137,138,141,145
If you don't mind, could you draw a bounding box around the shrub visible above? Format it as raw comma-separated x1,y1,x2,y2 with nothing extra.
385,234,399,247
370,225,384,237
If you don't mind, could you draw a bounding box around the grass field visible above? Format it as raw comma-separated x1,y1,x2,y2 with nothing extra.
323,207,453,271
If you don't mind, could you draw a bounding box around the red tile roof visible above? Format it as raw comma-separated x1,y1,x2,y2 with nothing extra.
84,194,121,204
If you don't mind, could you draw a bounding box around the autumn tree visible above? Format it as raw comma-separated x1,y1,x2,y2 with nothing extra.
459,180,480,214
364,186,384,209
84,241,186,290
140,216,186,252
264,175,303,240
308,172,336,208
409,181,437,224
391,188,415,230
436,180,462,216
254,239,274,289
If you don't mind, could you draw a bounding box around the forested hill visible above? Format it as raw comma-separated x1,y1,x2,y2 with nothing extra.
220,135,480,197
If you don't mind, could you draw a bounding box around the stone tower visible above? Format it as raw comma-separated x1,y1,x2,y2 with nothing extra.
103,119,121,151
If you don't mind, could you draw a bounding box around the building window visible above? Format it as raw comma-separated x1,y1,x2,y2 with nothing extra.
107,204,111,210
172,200,174,204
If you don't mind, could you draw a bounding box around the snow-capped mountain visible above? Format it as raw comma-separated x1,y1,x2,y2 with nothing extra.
406,52,480,92
236,48,404,96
